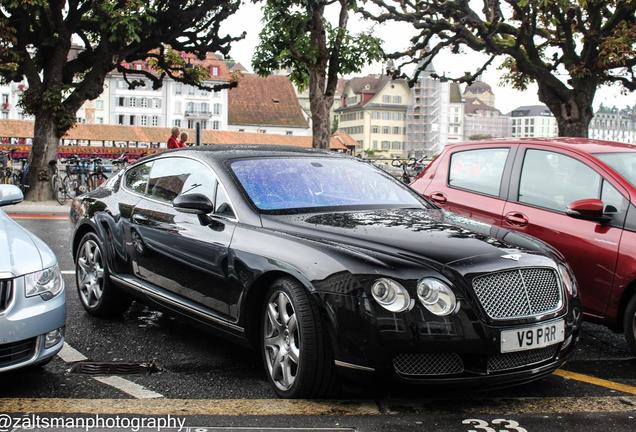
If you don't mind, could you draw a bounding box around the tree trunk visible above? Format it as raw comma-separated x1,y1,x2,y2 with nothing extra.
309,69,333,149
538,84,595,138
27,113,60,201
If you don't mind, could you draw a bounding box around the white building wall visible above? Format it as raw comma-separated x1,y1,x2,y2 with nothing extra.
0,80,31,121
227,124,310,136
510,115,557,138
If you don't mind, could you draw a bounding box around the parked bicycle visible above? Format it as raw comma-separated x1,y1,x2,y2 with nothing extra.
49,159,67,205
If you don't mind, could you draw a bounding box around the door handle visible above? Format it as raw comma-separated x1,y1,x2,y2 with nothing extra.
430,192,447,204
132,214,149,224
505,212,529,227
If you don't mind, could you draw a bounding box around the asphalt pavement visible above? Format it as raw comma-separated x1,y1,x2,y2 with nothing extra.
1,210,635,432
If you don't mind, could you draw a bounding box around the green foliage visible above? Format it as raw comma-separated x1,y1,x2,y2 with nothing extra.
252,0,383,90
0,0,242,134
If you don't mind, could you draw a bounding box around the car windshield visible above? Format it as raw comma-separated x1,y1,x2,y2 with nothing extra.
595,152,636,188
230,157,425,212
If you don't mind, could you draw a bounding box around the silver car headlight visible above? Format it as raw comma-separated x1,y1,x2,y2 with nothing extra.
557,264,576,296
371,278,411,312
25,265,63,300
417,278,457,316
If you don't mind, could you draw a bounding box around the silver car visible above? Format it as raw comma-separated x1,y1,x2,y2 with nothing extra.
0,185,65,372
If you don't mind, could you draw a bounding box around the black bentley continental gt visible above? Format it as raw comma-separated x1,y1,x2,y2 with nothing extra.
70,145,582,398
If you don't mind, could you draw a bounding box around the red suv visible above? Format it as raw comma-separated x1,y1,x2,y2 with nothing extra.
412,138,636,353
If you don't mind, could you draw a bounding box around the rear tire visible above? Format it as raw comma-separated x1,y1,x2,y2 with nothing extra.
261,277,338,398
624,295,636,356
75,232,132,318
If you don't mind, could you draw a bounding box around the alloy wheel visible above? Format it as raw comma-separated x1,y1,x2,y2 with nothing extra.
263,291,300,391
77,239,105,308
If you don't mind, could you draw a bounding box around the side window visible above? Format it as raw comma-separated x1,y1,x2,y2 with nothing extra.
147,158,216,203
601,180,627,215
214,183,235,218
449,148,509,196
125,162,153,195
518,149,602,212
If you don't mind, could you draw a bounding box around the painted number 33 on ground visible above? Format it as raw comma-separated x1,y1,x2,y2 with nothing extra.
462,418,528,432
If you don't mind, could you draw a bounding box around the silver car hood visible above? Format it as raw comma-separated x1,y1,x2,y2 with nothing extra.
0,210,56,277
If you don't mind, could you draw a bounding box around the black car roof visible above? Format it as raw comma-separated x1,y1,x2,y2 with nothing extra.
153,145,343,162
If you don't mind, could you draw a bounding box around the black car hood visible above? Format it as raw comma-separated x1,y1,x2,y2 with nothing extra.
261,208,554,267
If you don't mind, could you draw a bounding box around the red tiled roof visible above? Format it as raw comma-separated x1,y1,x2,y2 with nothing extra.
0,120,350,150
228,74,308,128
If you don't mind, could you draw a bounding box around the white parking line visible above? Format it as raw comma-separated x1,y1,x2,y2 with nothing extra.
94,376,164,399
57,342,88,363
57,342,165,399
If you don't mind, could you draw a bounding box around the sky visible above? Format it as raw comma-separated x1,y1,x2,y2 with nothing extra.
222,2,635,114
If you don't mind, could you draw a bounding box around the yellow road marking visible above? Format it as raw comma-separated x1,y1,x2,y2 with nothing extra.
1,397,635,416
554,369,636,396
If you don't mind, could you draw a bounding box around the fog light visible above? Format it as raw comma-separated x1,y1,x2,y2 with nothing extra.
44,327,64,348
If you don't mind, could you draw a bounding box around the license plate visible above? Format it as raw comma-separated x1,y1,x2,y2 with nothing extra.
500,319,565,353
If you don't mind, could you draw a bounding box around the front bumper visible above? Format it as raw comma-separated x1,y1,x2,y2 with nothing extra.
319,291,581,386
0,276,66,372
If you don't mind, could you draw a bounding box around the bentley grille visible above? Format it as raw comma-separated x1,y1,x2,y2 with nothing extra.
488,346,559,373
393,353,464,376
0,279,13,313
472,268,562,320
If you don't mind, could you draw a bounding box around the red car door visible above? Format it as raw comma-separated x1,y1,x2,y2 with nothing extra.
413,144,517,226
503,146,628,319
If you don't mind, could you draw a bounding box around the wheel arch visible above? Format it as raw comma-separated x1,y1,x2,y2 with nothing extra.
72,221,97,259
617,280,636,332
241,270,323,349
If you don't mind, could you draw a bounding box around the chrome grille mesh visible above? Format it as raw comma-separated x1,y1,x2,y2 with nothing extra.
472,268,561,320
487,346,559,372
0,279,12,313
393,353,464,376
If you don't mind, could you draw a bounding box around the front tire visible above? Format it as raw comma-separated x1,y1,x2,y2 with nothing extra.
624,294,636,356
75,232,132,317
261,278,338,398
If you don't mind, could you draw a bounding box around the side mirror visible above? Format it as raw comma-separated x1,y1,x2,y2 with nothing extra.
0,185,24,207
172,193,214,215
566,198,611,224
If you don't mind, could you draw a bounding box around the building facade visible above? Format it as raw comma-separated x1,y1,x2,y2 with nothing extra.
335,75,411,157
464,81,496,107
447,83,464,144
589,105,636,144
463,98,511,140
509,105,558,138
0,81,30,121
405,61,449,158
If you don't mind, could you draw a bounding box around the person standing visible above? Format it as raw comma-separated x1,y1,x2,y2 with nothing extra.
167,127,184,149
179,131,189,147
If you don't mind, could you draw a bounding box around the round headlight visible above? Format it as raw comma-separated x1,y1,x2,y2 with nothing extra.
417,278,457,316
557,264,576,296
371,278,410,312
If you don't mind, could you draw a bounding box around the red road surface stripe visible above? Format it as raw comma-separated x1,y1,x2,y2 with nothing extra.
7,213,68,220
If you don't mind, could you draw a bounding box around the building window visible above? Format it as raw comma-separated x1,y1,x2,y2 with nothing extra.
213,91,220,99
286,131,293,135
141,98,148,108
392,96,402,104
372,111,381,120
382,126,390,134
187,119,194,129
258,129,266,134
118,97,125,107
174,119,181,127
382,95,391,103
212,66,219,76
188,86,195,96
117,80,126,89
130,98,137,108
118,114,124,125
96,100,104,109
391,141,401,150
175,83,182,95
214,103,221,115
382,112,390,120
151,116,159,126
96,117,104,124
154,99,161,109
200,120,207,129
1,94,8,104
392,126,400,134
129,115,135,125
140,115,148,126
381,140,390,150
372,125,379,133
213,121,220,130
